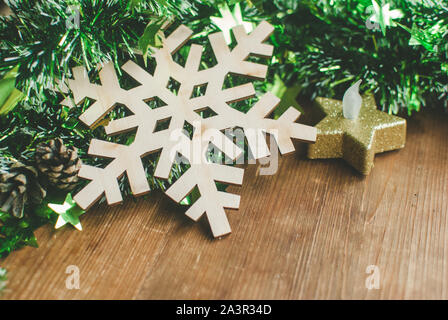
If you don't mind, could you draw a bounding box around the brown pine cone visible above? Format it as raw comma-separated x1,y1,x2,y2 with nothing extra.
35,138,82,191
0,161,46,218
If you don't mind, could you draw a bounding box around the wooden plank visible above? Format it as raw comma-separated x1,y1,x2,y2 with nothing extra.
0,192,189,299
1,108,447,299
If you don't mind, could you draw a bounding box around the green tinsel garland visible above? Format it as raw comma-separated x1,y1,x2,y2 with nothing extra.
0,0,205,257
0,0,447,258
265,0,448,114
2,0,447,112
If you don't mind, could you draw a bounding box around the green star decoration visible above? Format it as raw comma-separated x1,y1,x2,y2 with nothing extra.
211,2,253,44
48,193,85,231
368,0,404,35
307,94,406,175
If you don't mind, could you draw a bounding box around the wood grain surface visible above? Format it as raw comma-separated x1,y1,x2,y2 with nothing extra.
1,106,447,300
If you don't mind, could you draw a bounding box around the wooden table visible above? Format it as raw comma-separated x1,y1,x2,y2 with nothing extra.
1,106,447,300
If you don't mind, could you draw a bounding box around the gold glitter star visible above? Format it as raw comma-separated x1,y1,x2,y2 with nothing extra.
307,94,406,175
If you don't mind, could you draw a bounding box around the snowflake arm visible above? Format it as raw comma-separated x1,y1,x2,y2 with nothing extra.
165,162,244,237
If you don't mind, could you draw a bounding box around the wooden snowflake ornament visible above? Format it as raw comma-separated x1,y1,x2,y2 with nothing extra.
60,21,317,238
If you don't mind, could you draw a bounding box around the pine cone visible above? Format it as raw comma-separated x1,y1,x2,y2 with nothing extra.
0,161,46,218
35,138,82,191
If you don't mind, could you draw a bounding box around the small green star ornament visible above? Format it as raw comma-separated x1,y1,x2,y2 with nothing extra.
368,0,404,35
307,83,406,175
211,3,253,44
48,193,85,231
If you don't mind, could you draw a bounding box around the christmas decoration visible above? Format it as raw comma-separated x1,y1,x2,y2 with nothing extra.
0,161,46,218
60,21,317,237
35,138,82,191
2,1,447,116
211,2,253,44
0,191,53,258
48,193,84,231
0,0,446,257
367,0,404,35
307,82,406,175
264,0,448,114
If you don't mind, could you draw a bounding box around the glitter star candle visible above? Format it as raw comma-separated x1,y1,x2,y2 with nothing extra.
307,81,407,175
